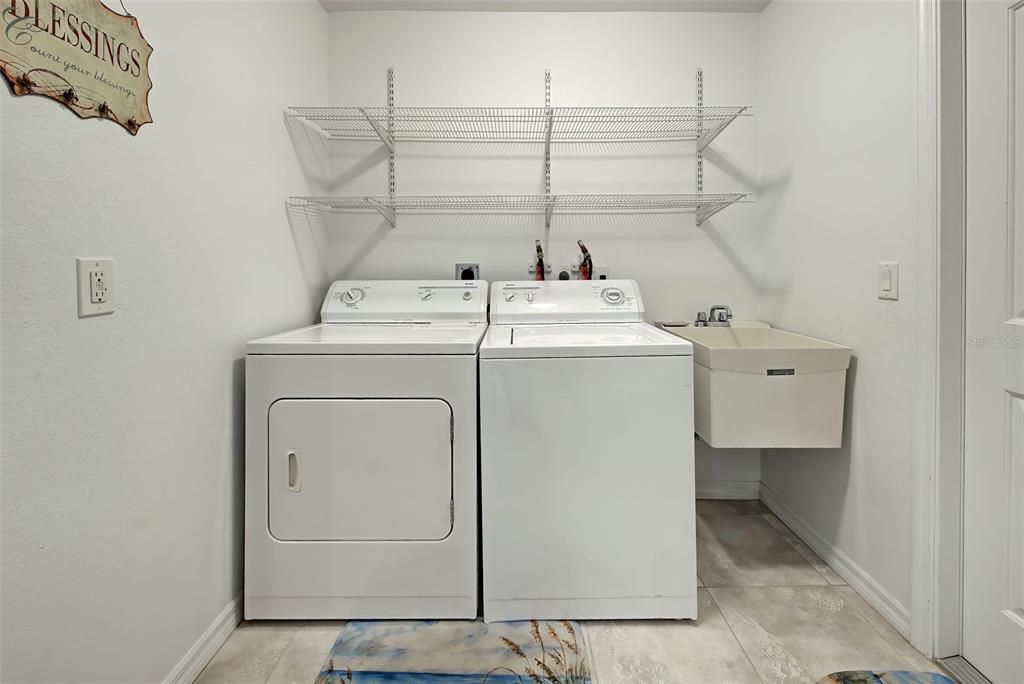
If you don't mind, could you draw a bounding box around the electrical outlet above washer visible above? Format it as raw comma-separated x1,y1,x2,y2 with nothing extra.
77,258,115,317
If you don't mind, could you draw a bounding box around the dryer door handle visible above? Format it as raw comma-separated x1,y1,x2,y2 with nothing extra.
285,449,301,492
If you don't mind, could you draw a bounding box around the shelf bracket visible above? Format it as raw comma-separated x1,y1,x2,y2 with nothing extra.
545,196,556,229
288,109,330,140
697,111,740,152
366,197,397,227
696,200,729,226
358,107,395,152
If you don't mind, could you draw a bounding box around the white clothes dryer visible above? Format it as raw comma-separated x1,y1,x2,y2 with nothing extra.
244,280,487,620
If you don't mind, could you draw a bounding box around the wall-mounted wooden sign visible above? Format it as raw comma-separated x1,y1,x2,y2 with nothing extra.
1,0,153,135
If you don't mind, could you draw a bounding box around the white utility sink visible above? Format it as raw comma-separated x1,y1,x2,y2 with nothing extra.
662,326,852,449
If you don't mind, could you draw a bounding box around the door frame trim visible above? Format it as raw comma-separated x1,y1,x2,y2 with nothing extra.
916,0,1024,660
911,0,942,656
912,0,968,659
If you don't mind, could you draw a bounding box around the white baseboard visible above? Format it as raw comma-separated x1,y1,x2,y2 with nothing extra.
697,480,761,500
759,484,911,638
163,592,243,684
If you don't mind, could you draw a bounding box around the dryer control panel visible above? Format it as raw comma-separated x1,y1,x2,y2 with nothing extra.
490,279,645,325
321,280,489,323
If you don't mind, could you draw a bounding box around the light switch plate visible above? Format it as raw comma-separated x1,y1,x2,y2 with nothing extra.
77,258,115,317
878,261,899,300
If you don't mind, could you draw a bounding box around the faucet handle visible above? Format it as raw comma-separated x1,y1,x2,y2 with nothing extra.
695,311,709,326
709,305,733,322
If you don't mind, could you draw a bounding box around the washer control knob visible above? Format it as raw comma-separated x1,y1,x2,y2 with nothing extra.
420,290,433,301
504,292,517,302
341,288,365,305
601,287,625,305
525,292,536,303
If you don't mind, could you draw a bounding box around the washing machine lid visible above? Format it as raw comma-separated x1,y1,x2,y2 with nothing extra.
480,322,693,359
247,322,487,355
489,280,644,324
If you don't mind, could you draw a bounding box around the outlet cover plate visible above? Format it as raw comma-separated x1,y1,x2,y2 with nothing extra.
455,263,480,280
878,261,899,300
528,261,554,275
77,257,115,317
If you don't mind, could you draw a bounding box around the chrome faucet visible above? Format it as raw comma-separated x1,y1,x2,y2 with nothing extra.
708,305,733,327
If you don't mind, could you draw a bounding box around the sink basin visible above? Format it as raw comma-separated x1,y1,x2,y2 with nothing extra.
663,326,852,449
672,327,851,374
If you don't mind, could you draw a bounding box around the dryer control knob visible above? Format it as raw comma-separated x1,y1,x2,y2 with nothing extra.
420,290,433,301
601,287,625,305
504,293,517,302
341,288,365,305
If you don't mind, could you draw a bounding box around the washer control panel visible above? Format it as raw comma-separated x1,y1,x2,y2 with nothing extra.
490,280,644,324
321,280,488,323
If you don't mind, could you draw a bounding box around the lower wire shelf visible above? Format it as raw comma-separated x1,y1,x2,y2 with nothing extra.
287,192,749,227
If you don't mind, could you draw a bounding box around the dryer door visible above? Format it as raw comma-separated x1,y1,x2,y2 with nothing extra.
268,398,453,541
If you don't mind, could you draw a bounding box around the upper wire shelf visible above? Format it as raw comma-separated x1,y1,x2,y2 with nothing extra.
288,192,750,227
285,106,751,151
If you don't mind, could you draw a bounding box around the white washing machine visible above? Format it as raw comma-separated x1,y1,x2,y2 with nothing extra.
244,280,487,620
480,280,697,622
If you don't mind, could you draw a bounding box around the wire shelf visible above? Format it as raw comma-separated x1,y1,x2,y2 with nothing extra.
284,71,752,229
286,106,750,149
288,192,750,226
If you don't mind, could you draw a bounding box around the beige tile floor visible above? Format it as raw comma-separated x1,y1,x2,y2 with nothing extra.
196,500,942,684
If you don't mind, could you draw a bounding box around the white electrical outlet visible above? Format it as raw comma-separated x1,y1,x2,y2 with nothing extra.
90,270,108,303
77,258,115,317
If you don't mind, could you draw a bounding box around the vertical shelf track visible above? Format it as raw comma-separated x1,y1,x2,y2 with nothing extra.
386,68,397,227
696,68,706,225
696,67,704,197
544,70,554,231
694,66,731,226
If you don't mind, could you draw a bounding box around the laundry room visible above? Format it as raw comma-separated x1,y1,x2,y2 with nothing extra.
2,1,1017,683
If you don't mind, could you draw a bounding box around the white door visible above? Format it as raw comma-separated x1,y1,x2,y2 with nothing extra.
963,1,1024,681
268,398,453,541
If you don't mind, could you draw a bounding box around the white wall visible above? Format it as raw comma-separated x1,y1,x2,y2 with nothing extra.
321,9,762,493
757,0,921,620
0,2,327,681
